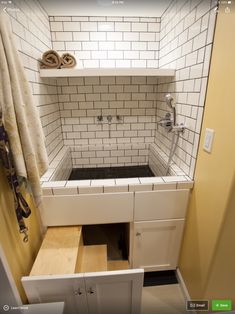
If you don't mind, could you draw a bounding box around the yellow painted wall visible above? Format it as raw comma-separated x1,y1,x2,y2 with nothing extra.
179,3,235,304
0,168,42,303
204,174,235,301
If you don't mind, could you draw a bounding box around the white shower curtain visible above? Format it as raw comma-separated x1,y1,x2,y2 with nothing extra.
0,12,48,206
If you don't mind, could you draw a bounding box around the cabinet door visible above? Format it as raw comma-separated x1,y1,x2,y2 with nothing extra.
22,274,88,314
133,219,185,271
84,269,144,314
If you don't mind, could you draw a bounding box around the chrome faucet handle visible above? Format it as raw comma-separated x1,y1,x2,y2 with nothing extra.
97,115,103,122
74,288,83,296
116,115,122,122
172,123,186,133
165,112,171,119
157,113,174,132
88,288,95,294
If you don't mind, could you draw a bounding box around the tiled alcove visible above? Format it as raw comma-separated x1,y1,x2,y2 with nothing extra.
7,0,217,179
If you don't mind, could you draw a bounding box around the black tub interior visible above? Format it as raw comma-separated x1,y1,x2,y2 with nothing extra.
69,165,155,180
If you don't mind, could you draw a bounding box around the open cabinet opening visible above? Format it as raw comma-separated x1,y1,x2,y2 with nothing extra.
80,223,130,272
82,223,129,261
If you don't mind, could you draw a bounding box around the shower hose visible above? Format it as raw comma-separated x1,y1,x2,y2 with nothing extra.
165,130,180,176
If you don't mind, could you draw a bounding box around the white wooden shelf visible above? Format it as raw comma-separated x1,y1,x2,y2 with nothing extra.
40,67,175,78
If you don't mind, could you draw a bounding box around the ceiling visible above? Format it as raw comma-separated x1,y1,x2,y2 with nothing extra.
38,0,171,17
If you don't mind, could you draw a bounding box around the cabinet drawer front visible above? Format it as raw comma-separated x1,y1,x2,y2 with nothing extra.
134,190,189,221
42,193,134,226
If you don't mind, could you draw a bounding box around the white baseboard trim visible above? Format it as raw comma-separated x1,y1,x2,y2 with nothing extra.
176,268,197,314
176,268,191,301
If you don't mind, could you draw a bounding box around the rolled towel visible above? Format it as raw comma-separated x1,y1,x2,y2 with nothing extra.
61,53,77,68
40,50,62,69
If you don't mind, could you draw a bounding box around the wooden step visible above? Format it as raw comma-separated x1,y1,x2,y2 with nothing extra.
30,226,82,276
76,245,107,273
107,260,129,271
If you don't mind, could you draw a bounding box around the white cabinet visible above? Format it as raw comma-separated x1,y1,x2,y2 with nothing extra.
132,189,190,271
132,219,185,271
22,269,144,314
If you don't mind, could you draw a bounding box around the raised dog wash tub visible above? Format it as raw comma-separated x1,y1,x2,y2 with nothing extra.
41,143,194,196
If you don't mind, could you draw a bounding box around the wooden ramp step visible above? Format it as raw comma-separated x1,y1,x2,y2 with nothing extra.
107,260,129,271
30,226,83,276
76,245,108,273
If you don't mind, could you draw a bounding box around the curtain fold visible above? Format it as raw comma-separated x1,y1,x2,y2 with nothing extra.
0,12,48,206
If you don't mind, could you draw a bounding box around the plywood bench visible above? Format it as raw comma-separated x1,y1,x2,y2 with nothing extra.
30,226,108,276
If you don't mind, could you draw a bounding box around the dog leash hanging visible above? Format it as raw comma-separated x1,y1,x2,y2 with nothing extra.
0,109,31,242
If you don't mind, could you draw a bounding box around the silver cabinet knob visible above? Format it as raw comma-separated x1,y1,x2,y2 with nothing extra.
74,288,82,296
88,288,95,294
136,232,141,236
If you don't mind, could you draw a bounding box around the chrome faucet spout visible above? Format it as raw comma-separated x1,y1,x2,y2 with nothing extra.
107,115,112,124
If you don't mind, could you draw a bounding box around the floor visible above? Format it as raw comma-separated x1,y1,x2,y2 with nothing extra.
141,284,188,314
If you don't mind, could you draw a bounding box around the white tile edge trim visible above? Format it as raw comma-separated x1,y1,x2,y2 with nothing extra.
42,180,194,196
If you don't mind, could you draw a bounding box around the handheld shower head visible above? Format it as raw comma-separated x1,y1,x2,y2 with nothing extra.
165,94,175,108
165,94,176,126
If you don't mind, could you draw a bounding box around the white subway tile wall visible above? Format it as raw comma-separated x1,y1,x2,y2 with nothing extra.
49,16,160,68
7,0,216,180
149,143,186,177
50,150,72,181
156,0,217,178
70,143,149,168
9,0,63,163
40,147,72,182
57,76,157,147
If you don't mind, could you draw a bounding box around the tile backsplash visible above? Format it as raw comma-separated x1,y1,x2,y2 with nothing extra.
57,75,157,146
71,143,149,168
49,16,160,68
